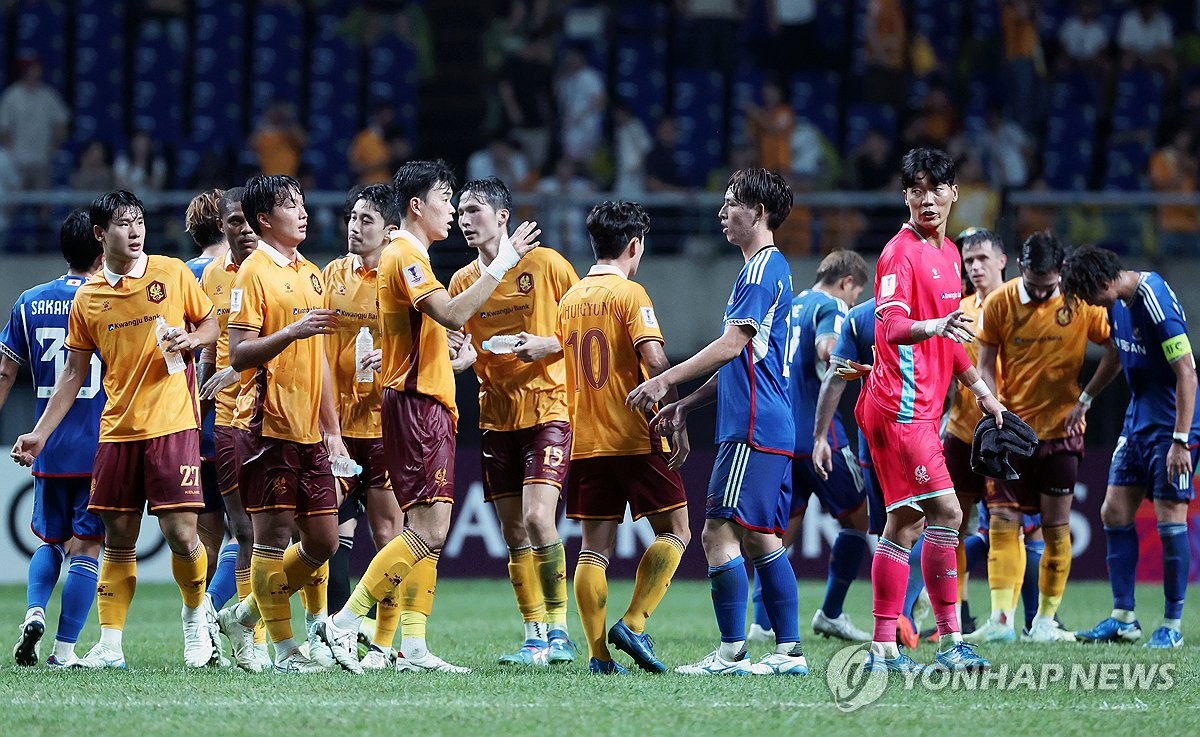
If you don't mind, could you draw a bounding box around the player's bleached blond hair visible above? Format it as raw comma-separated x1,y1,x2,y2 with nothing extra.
185,188,226,248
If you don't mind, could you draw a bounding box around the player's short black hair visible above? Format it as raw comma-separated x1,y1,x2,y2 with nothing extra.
586,200,651,260
1062,245,1123,304
185,188,225,249
60,210,100,272
342,185,364,225
726,168,793,230
219,186,245,219
460,176,513,214
354,183,404,227
242,174,303,235
393,159,458,216
815,249,869,287
957,226,1005,256
1019,231,1066,274
90,190,144,231
901,147,956,188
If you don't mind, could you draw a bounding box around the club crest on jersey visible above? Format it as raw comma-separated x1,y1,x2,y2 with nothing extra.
914,465,930,484
146,280,166,304
516,272,533,294
101,300,111,312
1055,306,1072,326
310,274,323,295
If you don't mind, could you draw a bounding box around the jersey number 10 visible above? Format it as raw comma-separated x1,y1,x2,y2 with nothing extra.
563,328,611,391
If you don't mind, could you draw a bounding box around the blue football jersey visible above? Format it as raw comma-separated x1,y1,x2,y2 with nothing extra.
1109,273,1200,440
185,255,217,459
0,276,104,476
716,247,795,455
832,298,876,468
788,288,849,455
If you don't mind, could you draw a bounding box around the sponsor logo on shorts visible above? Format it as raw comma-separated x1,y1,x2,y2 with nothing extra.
434,467,449,487
914,465,930,484
146,280,167,304
272,476,288,495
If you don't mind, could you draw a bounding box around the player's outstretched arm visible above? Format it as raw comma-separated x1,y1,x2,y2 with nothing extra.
978,341,1000,396
420,222,541,330
812,365,848,481
879,305,975,346
10,349,90,466
627,324,752,411
229,308,338,371
513,332,562,362
1066,340,1122,436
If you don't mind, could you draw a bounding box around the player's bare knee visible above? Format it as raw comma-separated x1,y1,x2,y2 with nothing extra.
68,537,103,559
1100,497,1132,528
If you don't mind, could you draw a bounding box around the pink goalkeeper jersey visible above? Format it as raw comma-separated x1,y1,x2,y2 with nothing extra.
862,224,968,424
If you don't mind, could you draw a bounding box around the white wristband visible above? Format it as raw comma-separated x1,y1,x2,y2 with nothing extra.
1078,390,1094,408
968,378,992,399
1173,432,1189,445
918,319,936,339
484,233,521,282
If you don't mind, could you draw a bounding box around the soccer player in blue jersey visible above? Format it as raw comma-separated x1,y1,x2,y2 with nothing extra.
1062,245,1198,648
183,190,239,616
0,211,105,667
760,250,871,643
629,168,806,676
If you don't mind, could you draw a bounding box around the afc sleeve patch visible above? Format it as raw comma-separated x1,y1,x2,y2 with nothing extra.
1162,334,1192,363
880,274,897,299
404,263,426,287
641,306,658,328
229,288,243,313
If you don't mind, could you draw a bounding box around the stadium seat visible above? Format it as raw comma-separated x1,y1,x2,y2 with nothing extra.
614,0,668,32
14,0,67,91
791,71,839,144
912,0,962,65
1111,70,1163,135
192,0,246,147
74,0,126,149
671,69,725,188
308,13,362,191
1103,140,1152,191
971,0,1001,39
174,146,202,189
250,2,305,120
730,69,765,148
843,103,896,154
368,37,420,139
614,36,667,127
132,21,185,146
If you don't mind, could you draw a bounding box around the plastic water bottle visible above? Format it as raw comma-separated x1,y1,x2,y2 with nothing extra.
155,317,186,375
481,334,521,354
330,456,362,478
355,326,374,383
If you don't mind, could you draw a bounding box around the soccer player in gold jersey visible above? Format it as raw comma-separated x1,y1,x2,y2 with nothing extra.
449,176,580,666
317,160,541,673
557,200,690,674
12,190,220,669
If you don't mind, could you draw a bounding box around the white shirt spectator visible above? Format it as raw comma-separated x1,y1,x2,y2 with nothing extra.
773,0,817,25
983,120,1032,189
613,115,652,196
556,62,605,161
465,144,530,188
1117,9,1173,56
1059,15,1109,60
0,82,69,169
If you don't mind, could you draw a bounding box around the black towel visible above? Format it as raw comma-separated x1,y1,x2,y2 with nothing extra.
971,411,1039,480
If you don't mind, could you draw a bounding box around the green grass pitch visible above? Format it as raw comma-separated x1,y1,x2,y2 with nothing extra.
2,579,1197,736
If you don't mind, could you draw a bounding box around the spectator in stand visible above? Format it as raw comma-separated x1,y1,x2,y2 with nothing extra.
554,47,606,164
862,0,907,112
1057,0,1111,80
612,103,653,197
1118,0,1176,82
1148,126,1199,257
535,158,595,257
675,0,744,71
250,101,307,176
1001,0,1042,133
70,141,116,192
947,152,1000,236
0,53,69,191
845,128,897,191
348,103,398,185
980,104,1033,190
743,78,795,172
903,85,959,149
645,118,688,193
499,31,555,171
466,137,531,190
790,120,838,189
114,131,168,193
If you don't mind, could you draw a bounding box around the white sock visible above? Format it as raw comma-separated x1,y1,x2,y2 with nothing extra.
548,622,569,638
1112,608,1137,624
52,640,75,660
524,621,547,642
400,636,427,658
1163,618,1182,632
717,640,745,661
774,641,798,655
870,640,898,659
938,632,963,649
99,627,122,650
273,637,298,660
182,605,202,622
1032,614,1055,627
25,607,45,622
331,608,362,633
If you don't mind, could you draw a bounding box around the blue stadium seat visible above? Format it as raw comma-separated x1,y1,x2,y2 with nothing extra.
14,0,67,91
1049,70,1102,111
368,38,420,138
730,69,765,148
972,0,1001,39
74,0,126,148
192,0,246,147
912,0,962,64
615,0,667,32
672,70,725,188
843,103,896,154
815,0,849,55
1103,140,1151,191
308,13,362,191
250,3,304,119
174,147,202,189
132,21,185,145
614,36,667,128
1111,70,1163,134
791,71,839,144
